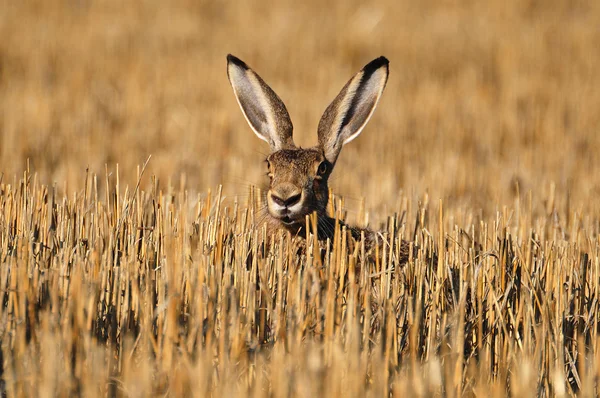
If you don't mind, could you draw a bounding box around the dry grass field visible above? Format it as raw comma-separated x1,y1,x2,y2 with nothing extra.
1,0,600,396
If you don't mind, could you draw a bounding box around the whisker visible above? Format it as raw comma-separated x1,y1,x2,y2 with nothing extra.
317,217,335,240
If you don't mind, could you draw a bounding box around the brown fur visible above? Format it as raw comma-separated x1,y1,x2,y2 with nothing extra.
227,54,409,261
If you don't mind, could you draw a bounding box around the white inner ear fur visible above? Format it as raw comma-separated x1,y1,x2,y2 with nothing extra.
228,64,281,149
340,67,388,145
325,70,363,150
321,65,388,159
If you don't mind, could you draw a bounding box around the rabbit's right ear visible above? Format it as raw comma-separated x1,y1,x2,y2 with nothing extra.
227,55,295,151
317,56,389,164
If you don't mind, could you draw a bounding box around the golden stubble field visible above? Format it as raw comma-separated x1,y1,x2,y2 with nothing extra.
1,0,600,396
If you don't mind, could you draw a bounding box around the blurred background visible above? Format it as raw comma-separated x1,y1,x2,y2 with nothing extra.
1,0,600,224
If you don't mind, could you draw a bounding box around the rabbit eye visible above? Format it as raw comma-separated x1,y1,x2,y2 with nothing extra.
317,161,328,176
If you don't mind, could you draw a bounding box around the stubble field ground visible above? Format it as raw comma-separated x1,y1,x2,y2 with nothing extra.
1,0,600,396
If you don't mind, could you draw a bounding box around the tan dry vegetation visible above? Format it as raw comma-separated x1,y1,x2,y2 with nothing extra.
1,0,600,396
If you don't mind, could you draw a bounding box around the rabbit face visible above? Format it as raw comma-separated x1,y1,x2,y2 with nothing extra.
227,54,388,235
265,148,330,226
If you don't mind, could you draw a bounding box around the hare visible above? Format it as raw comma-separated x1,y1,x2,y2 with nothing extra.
227,54,404,255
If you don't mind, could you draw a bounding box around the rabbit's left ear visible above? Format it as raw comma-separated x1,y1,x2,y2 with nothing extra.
317,57,389,164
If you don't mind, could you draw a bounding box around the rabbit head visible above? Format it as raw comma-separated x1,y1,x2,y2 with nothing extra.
227,54,389,233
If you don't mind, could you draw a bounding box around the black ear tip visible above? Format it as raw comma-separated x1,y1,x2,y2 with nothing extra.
363,56,389,73
227,54,249,69
376,56,389,66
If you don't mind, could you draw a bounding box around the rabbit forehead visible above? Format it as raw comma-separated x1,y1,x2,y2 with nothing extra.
268,148,323,170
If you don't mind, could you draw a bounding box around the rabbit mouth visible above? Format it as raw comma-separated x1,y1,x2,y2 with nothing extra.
280,215,295,225
277,213,306,226
273,211,306,226
268,199,306,226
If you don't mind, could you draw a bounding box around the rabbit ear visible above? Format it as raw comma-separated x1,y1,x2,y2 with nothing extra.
317,56,389,164
227,54,295,151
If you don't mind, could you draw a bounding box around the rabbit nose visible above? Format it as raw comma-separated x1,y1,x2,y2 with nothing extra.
271,192,302,208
